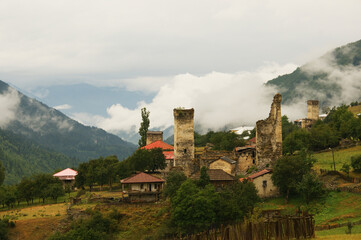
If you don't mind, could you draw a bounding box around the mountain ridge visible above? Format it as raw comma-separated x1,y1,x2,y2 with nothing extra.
266,39,361,108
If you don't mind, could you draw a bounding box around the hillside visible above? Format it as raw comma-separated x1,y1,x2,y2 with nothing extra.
267,39,361,107
0,80,137,182
0,128,76,184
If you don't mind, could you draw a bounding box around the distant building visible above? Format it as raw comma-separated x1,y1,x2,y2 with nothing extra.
121,172,165,202
53,168,78,188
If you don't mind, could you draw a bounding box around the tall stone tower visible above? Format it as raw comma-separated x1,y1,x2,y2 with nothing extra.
173,108,194,176
146,131,163,145
256,93,282,169
307,100,319,120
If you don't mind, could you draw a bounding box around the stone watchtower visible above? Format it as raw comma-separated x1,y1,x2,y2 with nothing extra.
256,94,282,169
146,131,163,145
307,100,319,120
173,108,195,176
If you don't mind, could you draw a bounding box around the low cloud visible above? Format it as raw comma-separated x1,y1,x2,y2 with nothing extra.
72,62,299,136
293,47,361,109
54,104,72,110
0,88,21,127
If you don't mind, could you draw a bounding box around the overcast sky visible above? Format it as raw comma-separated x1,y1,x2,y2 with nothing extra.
1,0,361,140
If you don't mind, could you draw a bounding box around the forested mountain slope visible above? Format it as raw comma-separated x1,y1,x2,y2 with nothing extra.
0,80,137,184
267,39,361,108
0,128,76,184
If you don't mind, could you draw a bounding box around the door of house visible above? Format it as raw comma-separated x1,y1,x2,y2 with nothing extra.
149,184,152,191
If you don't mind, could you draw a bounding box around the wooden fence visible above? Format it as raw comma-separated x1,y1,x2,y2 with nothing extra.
168,215,315,240
319,169,361,184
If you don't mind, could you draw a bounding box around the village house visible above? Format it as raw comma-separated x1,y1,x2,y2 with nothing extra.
141,131,174,172
209,156,236,175
121,172,165,202
192,169,235,188
241,169,278,198
53,168,78,188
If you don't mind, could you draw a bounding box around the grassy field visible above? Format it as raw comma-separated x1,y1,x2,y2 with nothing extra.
0,203,68,221
260,191,361,226
313,145,361,172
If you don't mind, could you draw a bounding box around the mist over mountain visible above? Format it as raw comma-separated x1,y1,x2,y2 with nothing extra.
267,39,361,110
0,80,137,182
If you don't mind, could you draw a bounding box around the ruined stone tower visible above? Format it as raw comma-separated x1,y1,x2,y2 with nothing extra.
146,131,163,145
173,108,194,176
307,100,319,120
256,94,282,169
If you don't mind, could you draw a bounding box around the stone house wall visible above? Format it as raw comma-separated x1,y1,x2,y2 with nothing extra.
209,159,234,175
252,173,278,198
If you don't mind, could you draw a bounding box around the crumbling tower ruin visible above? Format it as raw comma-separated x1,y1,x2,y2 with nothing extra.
173,108,195,176
307,100,319,121
146,131,163,145
256,94,282,169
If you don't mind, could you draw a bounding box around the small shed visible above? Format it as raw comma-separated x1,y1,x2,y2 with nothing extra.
242,169,278,198
53,168,78,188
121,172,165,202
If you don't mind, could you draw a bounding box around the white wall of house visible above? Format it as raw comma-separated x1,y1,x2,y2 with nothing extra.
129,183,162,192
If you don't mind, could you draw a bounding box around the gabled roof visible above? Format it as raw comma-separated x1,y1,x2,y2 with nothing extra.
121,172,165,184
235,146,255,152
211,156,236,164
248,169,272,179
53,168,78,177
140,140,174,151
193,169,235,181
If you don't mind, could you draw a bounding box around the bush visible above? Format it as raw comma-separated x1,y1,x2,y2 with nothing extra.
351,155,361,172
49,210,118,240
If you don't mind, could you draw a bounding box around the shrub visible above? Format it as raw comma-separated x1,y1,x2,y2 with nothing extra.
351,155,361,172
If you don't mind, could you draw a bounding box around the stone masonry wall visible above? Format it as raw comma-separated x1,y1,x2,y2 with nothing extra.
146,131,163,145
256,94,282,169
307,100,319,120
173,108,195,176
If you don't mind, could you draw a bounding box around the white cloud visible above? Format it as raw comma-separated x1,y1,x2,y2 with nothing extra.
54,104,72,110
71,62,300,135
0,0,360,90
0,88,21,127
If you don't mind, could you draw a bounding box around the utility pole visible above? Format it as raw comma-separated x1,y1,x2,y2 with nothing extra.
329,147,336,171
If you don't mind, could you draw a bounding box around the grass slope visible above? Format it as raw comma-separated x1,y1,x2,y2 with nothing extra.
260,191,361,226
313,145,361,174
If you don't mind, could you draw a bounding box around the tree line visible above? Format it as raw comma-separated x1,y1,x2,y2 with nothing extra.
75,149,166,191
0,172,64,209
282,104,361,154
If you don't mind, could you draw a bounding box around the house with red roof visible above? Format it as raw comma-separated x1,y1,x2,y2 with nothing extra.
121,172,165,202
240,169,278,198
140,131,175,172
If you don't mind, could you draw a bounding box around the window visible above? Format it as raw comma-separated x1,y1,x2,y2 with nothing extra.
140,184,144,189
184,149,187,153
262,180,267,188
